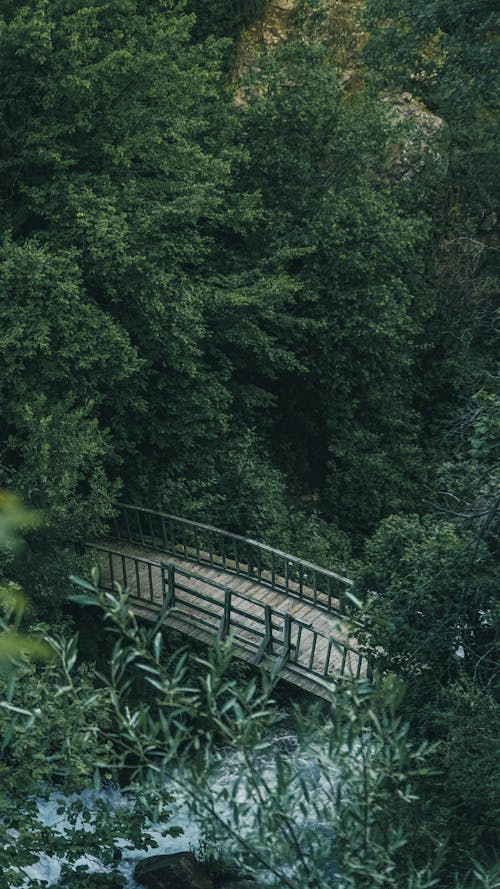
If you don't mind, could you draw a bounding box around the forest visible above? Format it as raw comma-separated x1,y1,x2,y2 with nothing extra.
0,0,498,886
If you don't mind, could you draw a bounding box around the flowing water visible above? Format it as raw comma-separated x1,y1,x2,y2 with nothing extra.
18,729,338,888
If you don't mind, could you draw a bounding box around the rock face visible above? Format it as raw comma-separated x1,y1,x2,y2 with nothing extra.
380,90,446,180
133,852,214,889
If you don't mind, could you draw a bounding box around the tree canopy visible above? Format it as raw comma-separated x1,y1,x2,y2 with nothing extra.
0,1,498,885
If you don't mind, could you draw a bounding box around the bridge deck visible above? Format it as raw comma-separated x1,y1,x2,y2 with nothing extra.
89,536,366,700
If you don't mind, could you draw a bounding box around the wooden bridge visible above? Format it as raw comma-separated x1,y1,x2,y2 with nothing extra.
86,503,367,699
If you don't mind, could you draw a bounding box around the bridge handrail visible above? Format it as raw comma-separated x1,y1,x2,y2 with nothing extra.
116,503,352,585
88,542,360,650
112,502,357,619
85,542,367,682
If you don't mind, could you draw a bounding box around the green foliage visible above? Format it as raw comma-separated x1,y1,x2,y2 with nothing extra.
236,40,434,537
410,678,500,874
361,0,499,122
149,430,291,537
0,492,40,555
282,511,352,576
41,577,500,887
361,0,499,484
0,652,112,791
63,578,446,888
0,509,181,887
0,0,322,584
0,1,497,884
187,0,267,41
0,0,249,601
0,527,496,887
0,495,52,667
354,382,499,880
355,513,496,678
356,381,500,685
0,631,180,887
0,0,495,566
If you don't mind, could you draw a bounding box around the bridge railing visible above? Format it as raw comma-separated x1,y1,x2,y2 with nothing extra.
111,503,357,621
86,542,367,685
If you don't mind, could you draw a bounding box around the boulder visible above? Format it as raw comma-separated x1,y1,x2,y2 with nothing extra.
217,882,257,889
133,852,213,889
380,90,446,181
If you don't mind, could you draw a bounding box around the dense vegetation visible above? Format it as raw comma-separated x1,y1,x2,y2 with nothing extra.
0,0,498,886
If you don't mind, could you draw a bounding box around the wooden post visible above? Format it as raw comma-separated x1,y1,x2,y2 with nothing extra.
340,647,347,677
160,564,166,604
121,555,127,589
294,624,303,663
246,537,255,576
283,614,291,661
275,614,291,671
218,588,232,640
162,563,175,608
254,605,273,664
264,605,272,652
156,563,173,625
323,640,333,676
157,563,175,624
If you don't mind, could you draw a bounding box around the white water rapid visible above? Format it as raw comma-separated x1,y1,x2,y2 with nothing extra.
18,730,337,888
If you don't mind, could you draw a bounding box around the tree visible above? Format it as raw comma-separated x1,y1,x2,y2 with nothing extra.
353,383,499,877
234,40,434,538
361,0,499,440
0,498,179,888
187,0,266,43
362,0,500,206
0,0,313,557
0,0,263,599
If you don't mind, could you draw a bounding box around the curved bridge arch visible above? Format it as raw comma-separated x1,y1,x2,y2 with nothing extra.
87,503,368,699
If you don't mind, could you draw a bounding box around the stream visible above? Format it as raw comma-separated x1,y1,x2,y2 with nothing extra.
19,729,338,888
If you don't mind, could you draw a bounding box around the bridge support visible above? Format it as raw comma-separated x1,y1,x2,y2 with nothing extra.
157,562,176,624
218,589,232,640
254,605,273,664
276,613,292,671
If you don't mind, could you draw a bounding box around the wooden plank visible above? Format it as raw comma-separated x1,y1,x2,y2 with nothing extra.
96,536,350,616
87,539,366,699
99,539,351,623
